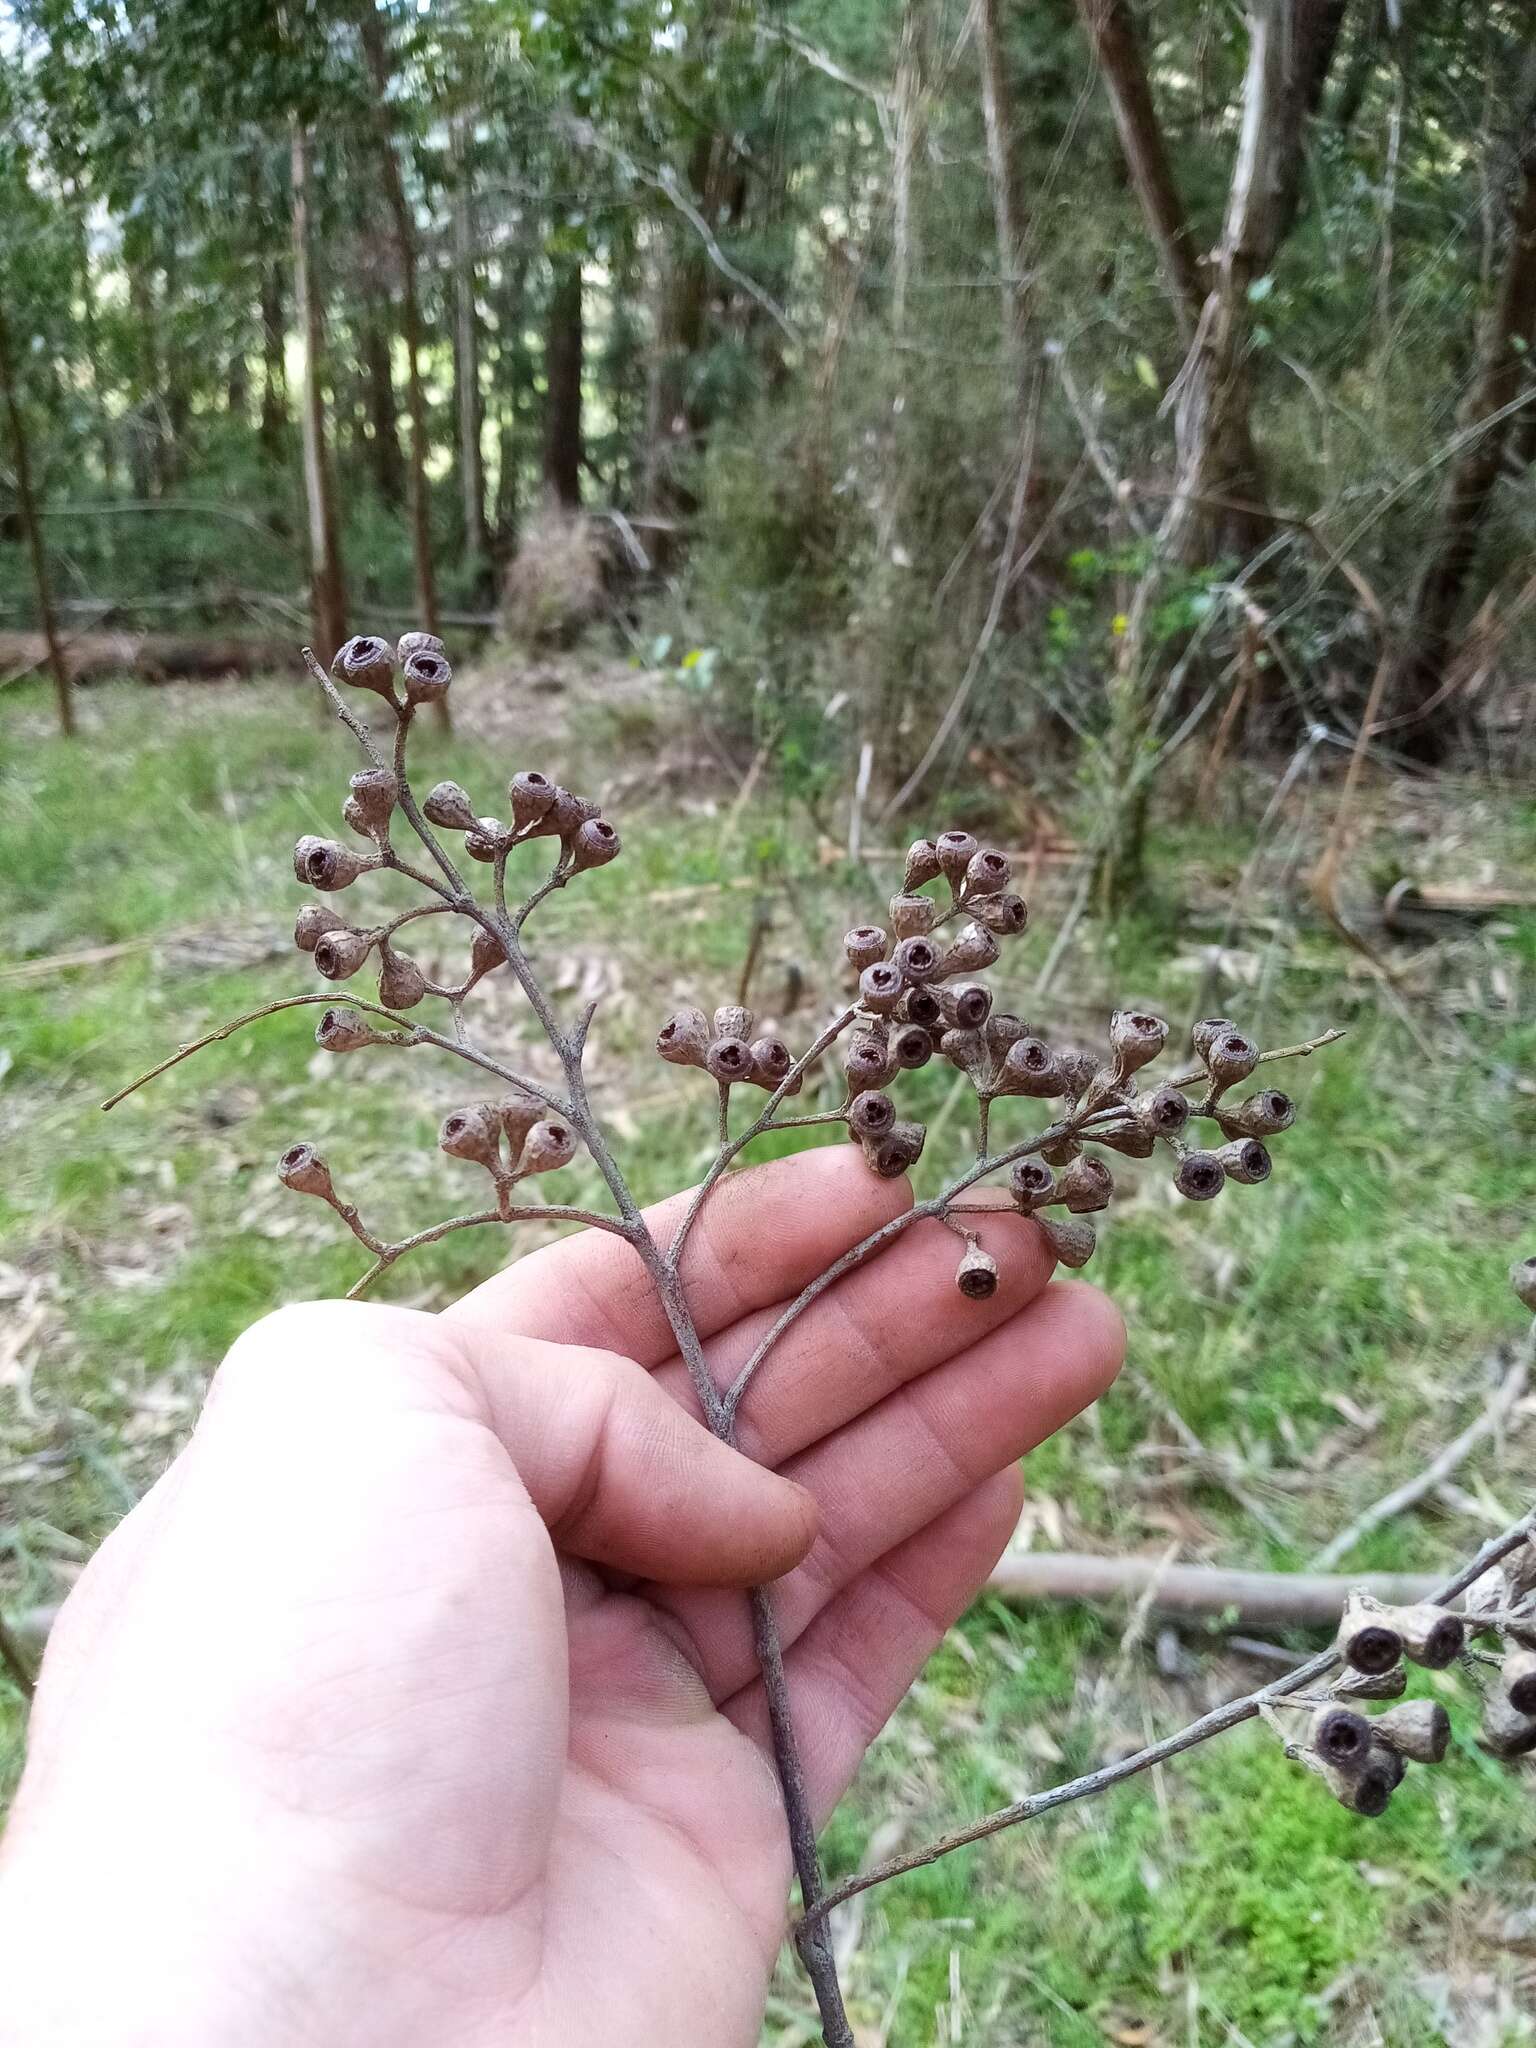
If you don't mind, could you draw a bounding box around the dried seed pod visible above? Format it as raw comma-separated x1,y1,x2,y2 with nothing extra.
1338,1595,1405,1677
1479,1689,1536,1760
938,1027,986,1071
965,892,1029,936
314,1005,376,1052
844,926,889,972
345,767,399,837
955,1241,1000,1300
862,1119,926,1179
1375,1603,1464,1670
1041,1134,1081,1168
331,634,397,696
1055,1049,1100,1102
963,847,1011,897
892,1023,935,1070
844,1029,895,1091
1174,1151,1226,1202
986,1011,1029,1054
424,780,477,831
1216,1088,1297,1140
942,922,1002,977
571,819,621,870
705,1036,754,1086
294,835,373,891
1095,1120,1157,1158
713,1005,754,1042
859,962,905,1014
313,926,374,981
439,1103,504,1170
903,838,941,890
402,649,452,704
889,893,939,939
464,817,506,862
1307,1752,1395,1817
1217,1138,1272,1186
1309,1706,1373,1771
376,947,427,1010
893,935,942,984
1331,1663,1407,1701
1204,1029,1260,1090
1136,1084,1191,1138
508,769,559,830
1503,1648,1536,1716
848,1090,897,1139
499,1091,544,1162
1110,1009,1169,1076
900,986,944,1030
1191,1016,1237,1062
277,1142,334,1197
1511,1256,1536,1314
935,830,979,883
294,903,345,953
1000,1036,1062,1097
945,982,993,1031
1058,1155,1114,1214
749,1036,797,1091
397,630,445,662
471,927,506,977
657,1007,712,1067
1082,1064,1134,1114
1371,1700,1451,1765
551,789,600,840
1010,1159,1057,1211
522,1119,578,1175
1038,1215,1096,1268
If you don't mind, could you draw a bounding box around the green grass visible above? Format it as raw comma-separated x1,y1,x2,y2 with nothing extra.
3,672,1536,2044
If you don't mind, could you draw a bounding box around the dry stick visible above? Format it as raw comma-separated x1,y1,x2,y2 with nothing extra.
345,1201,630,1299
1310,1334,1533,1573
802,1505,1536,1930
984,1552,1442,1625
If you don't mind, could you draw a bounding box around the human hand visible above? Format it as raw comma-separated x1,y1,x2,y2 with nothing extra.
0,1148,1123,2048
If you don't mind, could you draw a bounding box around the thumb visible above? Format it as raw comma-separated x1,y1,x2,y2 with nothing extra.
448,1326,819,1586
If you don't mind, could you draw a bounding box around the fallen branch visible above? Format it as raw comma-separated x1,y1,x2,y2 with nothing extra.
985,1551,1440,1626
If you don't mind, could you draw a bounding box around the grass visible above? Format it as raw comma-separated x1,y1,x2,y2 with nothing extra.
3,668,1536,2044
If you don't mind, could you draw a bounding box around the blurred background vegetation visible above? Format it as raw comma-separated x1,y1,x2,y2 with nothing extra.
3,0,1536,2041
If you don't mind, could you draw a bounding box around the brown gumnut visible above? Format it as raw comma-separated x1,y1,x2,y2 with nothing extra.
397,631,445,662
889,893,938,938
1110,1009,1168,1076
965,893,1029,936
1095,1120,1156,1158
377,947,427,1009
1216,1088,1296,1140
859,962,904,1014
1371,1700,1450,1765
1137,1084,1191,1138
1309,1707,1372,1771
750,1037,798,1091
943,982,993,1031
1055,1049,1099,1102
314,1005,375,1052
893,935,942,985
344,768,399,838
313,926,374,981
999,1036,1061,1097
1058,1155,1114,1214
955,1242,1000,1300
941,923,1002,977
1204,1029,1260,1089
500,1091,545,1163
571,819,621,870
439,1103,504,1169
1217,1138,1272,1185
424,780,478,831
844,925,889,972
522,1120,578,1175
294,835,373,891
938,1028,986,1072
903,839,941,890
1373,1603,1463,1669
892,1023,934,1070
1082,1064,1134,1114
862,1120,926,1178
964,848,1010,896
1309,1753,1395,1817
1191,1016,1237,1062
900,986,944,1030
1511,1256,1536,1314
471,927,507,977
1010,1158,1057,1211
1331,1663,1407,1701
551,789,600,840
1501,1649,1536,1716
509,770,558,830
294,903,345,953
402,649,452,704
935,830,979,883
1337,1596,1405,1677
713,1004,754,1041
848,1090,897,1139
1174,1151,1226,1202
706,1036,754,1085
1038,1215,1096,1268
464,817,506,862
1041,1135,1081,1168
1479,1689,1536,1760
331,635,397,696
844,1028,894,1091
986,1011,1028,1053
278,1142,334,1197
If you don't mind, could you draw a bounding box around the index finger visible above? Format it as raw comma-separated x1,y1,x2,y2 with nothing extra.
444,1143,911,1364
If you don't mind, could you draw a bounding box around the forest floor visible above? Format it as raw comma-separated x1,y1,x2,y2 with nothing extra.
3,649,1536,2046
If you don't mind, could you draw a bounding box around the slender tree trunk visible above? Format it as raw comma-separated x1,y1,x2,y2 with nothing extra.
73,211,116,492
493,252,528,556
1388,130,1536,747
290,124,349,670
260,256,289,462
542,252,584,510
642,136,715,556
126,257,166,498
452,118,490,575
976,0,1031,378
891,0,925,342
1331,0,1384,137
0,300,74,738
361,313,406,503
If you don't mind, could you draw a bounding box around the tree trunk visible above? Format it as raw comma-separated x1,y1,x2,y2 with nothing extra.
493,252,528,555
290,124,349,670
642,134,715,554
891,0,926,343
1388,130,1536,746
452,118,490,575
976,0,1031,376
0,299,75,738
360,313,406,504
259,257,289,463
542,252,584,510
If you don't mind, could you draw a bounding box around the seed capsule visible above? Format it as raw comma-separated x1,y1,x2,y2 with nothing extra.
1309,1706,1372,1771
1503,1648,1536,1716
571,818,621,870
986,1011,1028,1054
1010,1159,1057,1211
1307,1751,1395,1817
749,1037,798,1091
344,768,399,839
705,1036,754,1085
1217,1138,1272,1185
1174,1151,1226,1202
1204,1029,1260,1089
900,987,944,1030
1058,1155,1114,1214
331,634,397,696
891,1023,934,1070
277,1142,334,1197
965,892,1029,936
424,780,477,831
1216,1088,1296,1140
1042,1134,1081,1168
1055,1049,1100,1102
935,830,979,882
1137,1084,1191,1138
713,1005,754,1042
1110,1009,1168,1075
1000,1037,1061,1097
939,1027,986,1072
402,649,452,703
500,1090,545,1163
1370,1603,1463,1670
1191,1016,1237,1062
313,927,373,981
377,948,427,1009
844,926,889,972
848,1090,897,1139
955,1242,1000,1300
1331,1663,1407,1701
522,1120,578,1175
1511,1256,1536,1314
903,839,941,890
1095,1120,1156,1158
471,927,506,978
1371,1700,1450,1765
294,903,345,953
859,962,905,1014
844,1028,894,1091
945,982,993,1031
964,847,1010,896
862,1119,926,1179
893,935,942,984
551,789,600,840
942,922,1001,977
1337,1595,1404,1677
509,770,559,830
439,1103,504,1170
314,1005,376,1053
1480,1689,1536,1760
397,630,445,662
1038,1215,1096,1268
294,835,372,891
463,817,506,862
889,893,938,938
